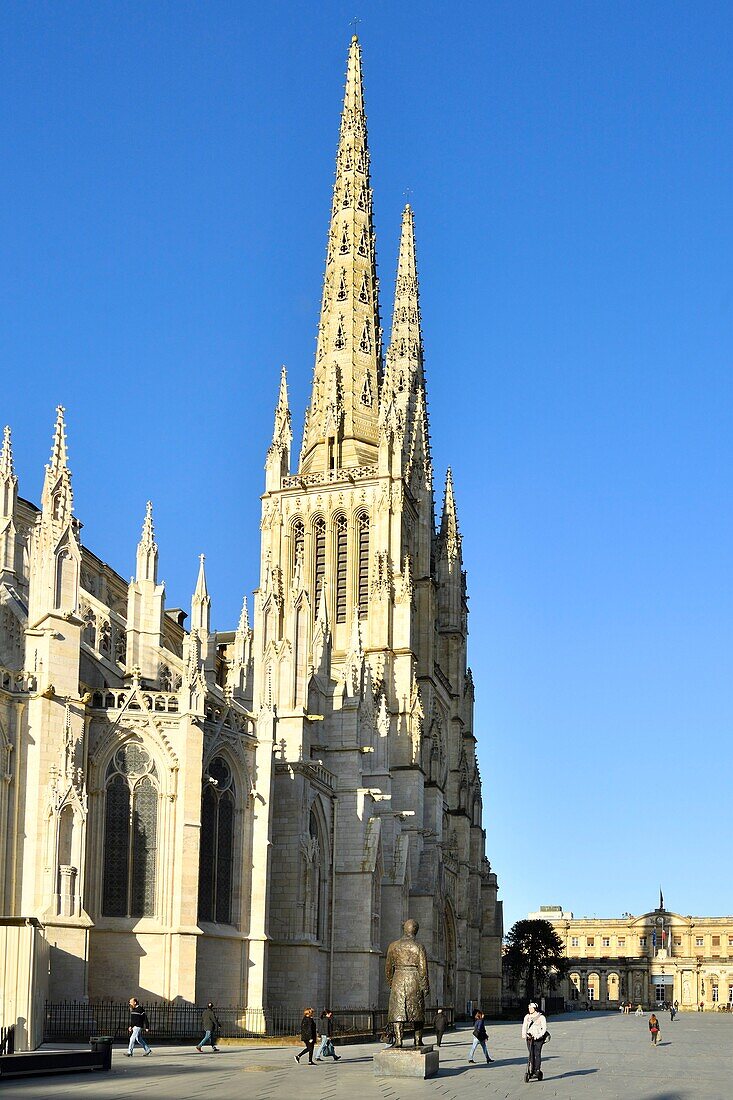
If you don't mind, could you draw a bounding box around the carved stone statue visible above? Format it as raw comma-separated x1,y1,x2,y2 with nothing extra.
385,918,430,1047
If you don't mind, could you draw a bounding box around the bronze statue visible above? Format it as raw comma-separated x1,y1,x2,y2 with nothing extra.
385,918,430,1047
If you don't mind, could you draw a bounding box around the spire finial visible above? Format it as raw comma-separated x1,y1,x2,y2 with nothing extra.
135,500,158,583
237,594,250,634
191,552,211,636
141,500,155,547
441,467,461,562
272,365,292,446
299,36,381,474
41,405,73,522
0,426,15,479
48,405,68,476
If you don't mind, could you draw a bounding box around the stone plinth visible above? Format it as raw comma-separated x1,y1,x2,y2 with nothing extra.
373,1046,439,1079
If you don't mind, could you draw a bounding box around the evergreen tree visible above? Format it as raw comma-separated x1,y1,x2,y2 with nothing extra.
504,919,569,1001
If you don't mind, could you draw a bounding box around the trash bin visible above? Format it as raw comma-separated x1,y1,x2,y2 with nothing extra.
89,1036,114,1071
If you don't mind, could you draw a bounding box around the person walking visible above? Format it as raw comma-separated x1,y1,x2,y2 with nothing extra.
649,1012,661,1045
468,1010,494,1064
669,1003,676,1023
521,1001,547,1082
315,1010,341,1062
434,1007,447,1048
195,1002,220,1052
294,1008,317,1065
126,998,152,1057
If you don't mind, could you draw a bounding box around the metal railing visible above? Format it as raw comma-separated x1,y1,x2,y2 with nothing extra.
0,1025,15,1055
43,1003,455,1044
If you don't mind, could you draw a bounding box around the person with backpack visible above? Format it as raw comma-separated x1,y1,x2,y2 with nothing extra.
315,1009,341,1062
649,1012,661,1045
126,998,152,1057
195,1002,221,1052
521,1001,548,1082
467,1010,494,1063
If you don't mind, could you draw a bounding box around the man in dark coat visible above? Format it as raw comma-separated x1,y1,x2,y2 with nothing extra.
195,1002,221,1052
434,1007,447,1048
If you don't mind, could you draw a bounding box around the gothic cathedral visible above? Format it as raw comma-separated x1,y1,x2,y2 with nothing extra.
0,38,502,1013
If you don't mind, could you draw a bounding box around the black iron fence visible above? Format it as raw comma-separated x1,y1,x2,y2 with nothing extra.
0,1025,15,1054
44,1003,456,1044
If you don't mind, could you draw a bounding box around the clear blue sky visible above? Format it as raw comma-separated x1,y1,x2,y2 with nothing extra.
2,1,732,930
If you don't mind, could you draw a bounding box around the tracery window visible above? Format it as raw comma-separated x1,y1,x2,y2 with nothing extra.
101,740,159,918
313,517,326,617
82,606,96,647
99,619,111,656
335,515,348,624
198,757,236,924
337,270,348,301
357,512,369,617
114,626,127,666
357,227,369,257
335,317,346,351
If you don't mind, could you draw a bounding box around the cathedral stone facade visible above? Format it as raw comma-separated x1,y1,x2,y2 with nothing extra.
0,38,502,1013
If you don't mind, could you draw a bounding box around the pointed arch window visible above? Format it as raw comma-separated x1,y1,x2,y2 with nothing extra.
337,270,348,301
198,756,236,924
342,182,351,209
357,227,369,257
292,518,305,579
358,272,370,304
304,808,324,939
357,182,368,211
357,512,370,618
335,317,346,351
313,517,326,618
339,227,350,254
101,740,159,918
335,514,348,624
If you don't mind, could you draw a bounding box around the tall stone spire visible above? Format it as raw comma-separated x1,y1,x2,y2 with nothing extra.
299,36,382,475
382,205,432,490
41,406,73,527
135,501,158,584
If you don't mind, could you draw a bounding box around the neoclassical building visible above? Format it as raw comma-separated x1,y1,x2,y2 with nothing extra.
0,37,502,1013
532,898,733,1009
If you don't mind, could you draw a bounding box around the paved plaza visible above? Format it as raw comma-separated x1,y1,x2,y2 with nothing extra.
1,1012,731,1100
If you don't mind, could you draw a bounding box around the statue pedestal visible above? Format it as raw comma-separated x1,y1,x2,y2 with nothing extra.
373,1046,439,1079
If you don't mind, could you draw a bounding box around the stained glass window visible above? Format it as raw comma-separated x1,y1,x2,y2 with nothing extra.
101,740,158,918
